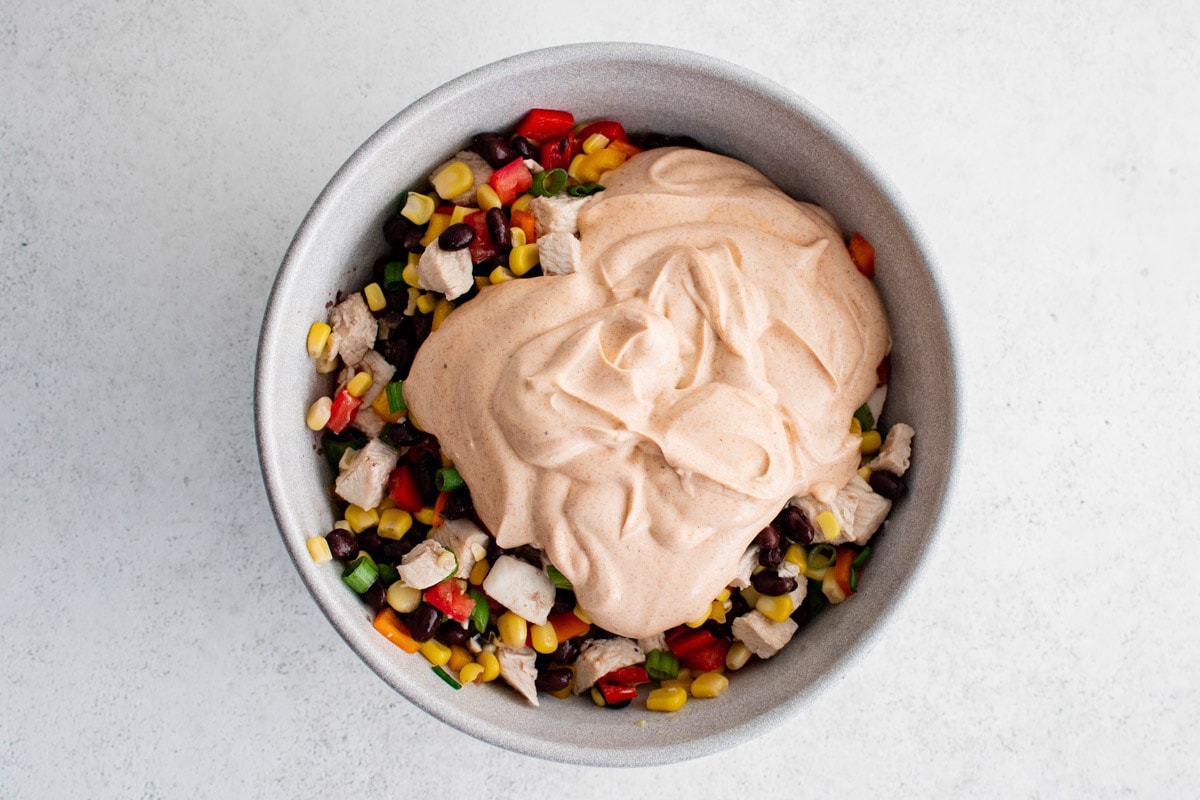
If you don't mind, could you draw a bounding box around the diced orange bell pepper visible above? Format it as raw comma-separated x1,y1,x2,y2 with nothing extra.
431,491,449,527
848,232,876,279
548,611,591,641
833,547,856,597
373,608,419,653
607,139,642,158
509,209,537,244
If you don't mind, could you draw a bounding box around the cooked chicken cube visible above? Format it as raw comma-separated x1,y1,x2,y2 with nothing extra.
429,151,493,207
328,293,375,368
497,645,539,706
637,632,668,654
431,517,490,580
416,241,473,300
397,539,457,590
481,556,555,625
350,406,386,438
794,475,892,546
529,195,591,237
333,438,399,511
355,349,395,408
537,231,582,276
727,544,761,590
571,638,645,694
867,422,914,477
731,610,798,659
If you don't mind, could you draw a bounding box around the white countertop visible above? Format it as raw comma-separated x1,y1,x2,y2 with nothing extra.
3,2,1196,796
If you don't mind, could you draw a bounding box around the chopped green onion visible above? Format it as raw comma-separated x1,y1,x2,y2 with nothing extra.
853,403,875,432
376,563,399,586
382,261,406,292
321,431,368,469
431,665,461,690
545,564,572,590
850,566,859,593
468,588,489,634
342,556,379,593
808,543,837,571
435,467,465,493
852,546,872,569
567,182,605,197
644,649,679,681
531,168,569,197
385,381,406,413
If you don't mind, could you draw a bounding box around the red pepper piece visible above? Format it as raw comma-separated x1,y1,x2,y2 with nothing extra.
833,547,855,597
539,132,574,171
423,579,475,621
848,232,876,279
463,210,499,264
387,465,423,512
515,108,575,143
578,120,628,144
600,666,649,686
665,627,730,673
326,387,362,434
435,204,456,216
488,159,533,206
597,681,639,705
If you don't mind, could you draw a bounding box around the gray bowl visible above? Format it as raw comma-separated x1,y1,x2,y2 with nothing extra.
255,42,958,766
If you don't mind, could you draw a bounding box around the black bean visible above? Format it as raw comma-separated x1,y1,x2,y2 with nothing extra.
754,525,780,551
510,136,537,160
378,307,405,328
485,207,510,248
377,537,415,564
402,225,426,253
356,528,382,556
412,311,432,345
605,699,632,710
551,589,576,614
552,638,581,664
438,223,475,251
752,570,798,597
758,545,783,568
774,505,815,546
361,581,388,611
410,455,440,506
535,667,573,694
869,470,907,501
479,138,518,169
409,603,440,643
473,254,506,276
439,489,474,520
326,529,358,561
383,216,412,248
436,620,469,646
727,591,750,619
380,419,425,448
485,537,505,562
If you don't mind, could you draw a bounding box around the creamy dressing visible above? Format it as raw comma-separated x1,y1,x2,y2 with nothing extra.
407,148,890,638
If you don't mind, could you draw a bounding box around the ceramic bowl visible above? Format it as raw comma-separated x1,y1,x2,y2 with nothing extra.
255,42,958,766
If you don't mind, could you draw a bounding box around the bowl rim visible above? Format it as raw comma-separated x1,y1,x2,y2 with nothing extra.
255,41,961,767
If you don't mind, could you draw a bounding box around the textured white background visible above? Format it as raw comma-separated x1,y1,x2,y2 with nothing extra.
2,1,1198,797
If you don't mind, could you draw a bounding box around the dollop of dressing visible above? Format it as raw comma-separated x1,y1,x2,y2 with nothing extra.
407,148,890,638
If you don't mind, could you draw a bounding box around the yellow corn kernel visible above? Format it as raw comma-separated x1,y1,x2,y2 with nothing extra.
816,510,840,541
685,605,711,628
577,148,626,183
659,678,691,692
849,417,862,435
573,606,591,624
449,205,476,225
476,184,502,211
440,452,454,468
823,572,848,605
498,611,527,649
756,593,794,623
306,322,331,358
646,686,688,713
400,192,435,224
419,639,451,666
416,292,437,315
511,193,533,213
468,558,490,586
566,153,588,182
739,586,761,608
413,506,436,526
420,213,452,247
448,645,473,673
386,583,422,613
363,282,386,312
857,466,873,482
715,588,731,603
509,243,539,276
332,519,353,533
371,389,406,424
377,508,412,540
489,266,515,285
402,263,422,290
345,371,373,398
690,672,729,699
530,622,558,654
784,543,808,576
806,565,828,582
306,536,332,563
708,600,727,625
315,339,339,373
860,430,882,454
590,686,606,706
593,147,626,169
344,504,379,533
432,161,474,200
403,287,421,316
582,132,610,154
473,275,490,291
476,650,501,682
431,298,454,332
458,662,485,684
377,496,396,512
725,642,752,671
306,396,332,431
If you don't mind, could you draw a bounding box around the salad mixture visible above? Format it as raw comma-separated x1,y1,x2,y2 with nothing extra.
302,108,915,711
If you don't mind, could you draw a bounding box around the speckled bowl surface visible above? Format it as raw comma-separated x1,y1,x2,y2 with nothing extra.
255,42,958,767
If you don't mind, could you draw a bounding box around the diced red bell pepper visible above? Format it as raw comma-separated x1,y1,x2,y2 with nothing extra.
387,465,423,512
595,665,650,705
876,353,891,387
435,204,456,216
665,627,730,673
515,108,575,143
326,387,362,434
578,120,628,144
848,232,876,279
424,579,475,622
488,159,533,206
597,681,638,705
833,547,856,597
509,209,537,244
539,132,574,171
547,611,590,641
463,211,499,264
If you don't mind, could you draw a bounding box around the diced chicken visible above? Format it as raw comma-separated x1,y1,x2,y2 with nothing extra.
356,349,395,408
416,242,473,300
333,438,399,510
523,158,543,174
571,638,645,694
728,544,761,590
482,555,555,625
430,151,493,206
328,293,376,368
350,406,386,438
777,560,808,609
866,384,887,423
537,231,582,276
497,645,539,707
867,422,914,477
397,539,456,590
794,475,892,546
637,632,667,654
529,195,591,237
731,610,798,659
431,517,490,580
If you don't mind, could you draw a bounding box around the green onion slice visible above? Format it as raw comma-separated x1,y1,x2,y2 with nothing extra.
644,649,679,681
851,546,872,569
468,588,489,634
567,182,605,197
853,402,875,432
322,431,368,469
382,261,406,292
545,564,572,590
376,563,399,586
435,467,465,493
431,665,462,690
849,566,859,593
543,168,568,196
385,381,406,413
342,556,379,594
807,543,838,571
